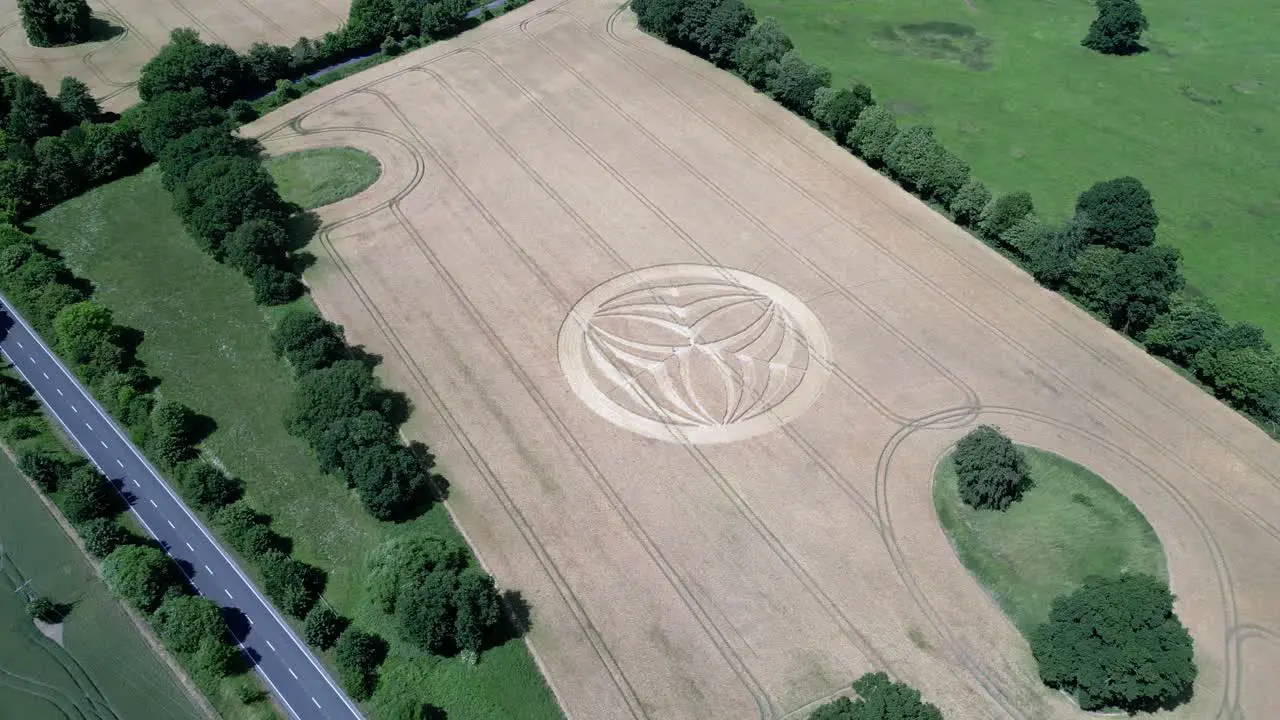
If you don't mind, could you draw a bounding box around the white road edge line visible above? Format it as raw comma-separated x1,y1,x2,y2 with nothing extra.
0,298,359,719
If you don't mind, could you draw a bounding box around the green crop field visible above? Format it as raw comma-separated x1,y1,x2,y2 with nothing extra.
29,167,562,719
933,445,1167,635
0,450,202,720
266,147,382,211
744,0,1280,343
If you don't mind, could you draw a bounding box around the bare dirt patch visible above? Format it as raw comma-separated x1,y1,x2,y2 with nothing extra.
246,1,1280,718
0,0,346,109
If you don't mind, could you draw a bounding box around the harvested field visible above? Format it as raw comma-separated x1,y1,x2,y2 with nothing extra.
0,0,346,109
245,1,1280,718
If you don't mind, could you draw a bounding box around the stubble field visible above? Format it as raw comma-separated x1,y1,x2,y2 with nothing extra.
245,1,1280,718
0,0,346,109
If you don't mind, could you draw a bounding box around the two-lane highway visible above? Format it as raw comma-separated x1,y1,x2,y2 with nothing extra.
0,294,361,720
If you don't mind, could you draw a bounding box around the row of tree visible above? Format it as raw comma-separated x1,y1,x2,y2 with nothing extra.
0,368,246,694
632,0,1280,429
273,309,429,520
808,672,943,720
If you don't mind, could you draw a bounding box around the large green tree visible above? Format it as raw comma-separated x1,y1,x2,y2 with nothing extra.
977,191,1034,242
153,594,226,655
17,0,91,47
676,0,756,67
396,569,458,654
1142,295,1228,366
259,549,323,618
212,502,279,560
177,460,242,512
420,0,472,41
271,309,347,374
1075,176,1159,250
138,28,247,104
1081,0,1148,56
884,125,969,205
59,464,113,523
56,76,99,123
1032,573,1195,712
1069,244,1182,332
287,360,396,444
808,672,943,720
173,154,291,257
129,89,226,157
4,74,62,143
158,125,259,190
812,83,874,146
223,218,288,272
731,18,792,89
77,516,132,558
764,51,830,117
101,544,175,612
951,425,1029,511
333,628,386,701
847,105,898,166
147,400,199,468
304,604,347,650
453,568,503,658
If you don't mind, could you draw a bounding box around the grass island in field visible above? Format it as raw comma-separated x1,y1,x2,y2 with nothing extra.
934,445,1167,635
266,147,382,210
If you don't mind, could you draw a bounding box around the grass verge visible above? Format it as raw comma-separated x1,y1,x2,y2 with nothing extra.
29,167,562,718
266,148,382,211
743,0,1280,342
0,438,205,720
933,445,1167,635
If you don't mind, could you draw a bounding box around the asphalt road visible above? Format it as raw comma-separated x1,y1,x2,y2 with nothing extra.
0,295,361,720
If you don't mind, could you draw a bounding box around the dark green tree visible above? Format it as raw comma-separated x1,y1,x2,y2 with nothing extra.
315,410,396,475
454,568,503,658
191,635,239,690
948,178,990,229
60,463,113,523
101,544,175,612
243,43,292,88
1075,176,1158,250
304,603,347,650
77,516,132,558
0,373,35,420
212,502,279,559
287,360,395,443
396,568,458,654
36,135,82,204
632,0,684,41
1024,220,1087,289
333,628,386,701
977,191,1034,242
138,28,247,104
147,400,199,468
153,594,226,654
158,125,259,190
764,51,830,116
17,0,91,47
366,533,469,614
420,0,472,41
346,0,398,47
1081,0,1148,56
173,155,291,257
4,74,62,143
177,461,242,512
676,0,756,67
1032,573,1195,712
74,121,147,184
130,89,226,156
17,447,69,492
1194,347,1280,419
56,76,99,123
808,671,944,720
812,83,874,144
224,218,288,272
347,441,425,521
846,105,898,166
884,125,969,204
248,264,301,306
0,158,38,216
271,309,347,374
951,425,1030,511
1069,244,1182,332
1141,295,1228,365
731,18,792,89
259,549,323,618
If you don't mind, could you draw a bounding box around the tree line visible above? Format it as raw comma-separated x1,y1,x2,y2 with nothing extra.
631,0,1280,432
950,426,1196,713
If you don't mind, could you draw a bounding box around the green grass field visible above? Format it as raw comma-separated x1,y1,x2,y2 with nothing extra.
744,0,1280,343
29,168,563,719
933,445,1167,636
0,449,203,720
265,148,382,211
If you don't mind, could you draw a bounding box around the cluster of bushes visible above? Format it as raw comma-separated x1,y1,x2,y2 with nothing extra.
632,0,1280,432
367,533,506,661
17,0,92,47
0,369,245,694
808,672,943,720
272,309,428,520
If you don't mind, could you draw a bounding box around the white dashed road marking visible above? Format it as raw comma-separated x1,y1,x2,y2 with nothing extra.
100,440,108,448
55,388,63,396
15,341,22,348
41,372,48,379
186,542,195,551
26,357,34,364
149,499,157,508
69,405,77,413
84,422,92,430
266,640,277,652
167,520,175,529
132,478,140,487
204,565,212,574
116,459,123,467
312,698,322,709
288,668,298,680
224,589,233,599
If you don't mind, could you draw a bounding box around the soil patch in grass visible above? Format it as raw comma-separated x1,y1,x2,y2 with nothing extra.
934,445,1167,636
266,147,382,210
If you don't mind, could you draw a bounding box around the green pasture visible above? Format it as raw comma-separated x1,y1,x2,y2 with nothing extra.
744,0,1280,342
29,168,562,719
934,445,1166,636
0,450,201,720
